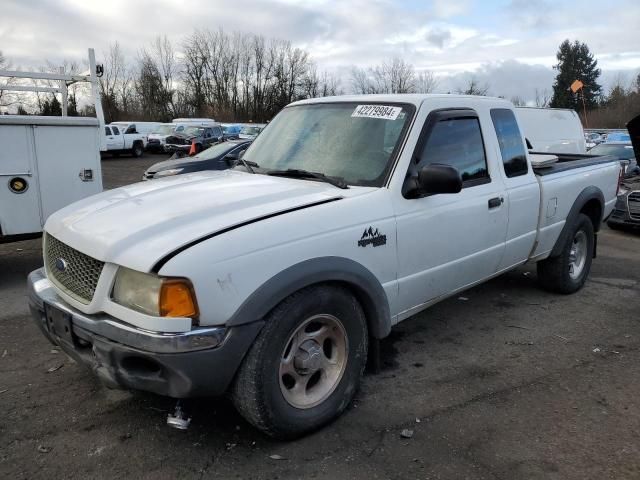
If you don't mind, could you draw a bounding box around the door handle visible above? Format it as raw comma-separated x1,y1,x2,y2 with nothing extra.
488,197,504,209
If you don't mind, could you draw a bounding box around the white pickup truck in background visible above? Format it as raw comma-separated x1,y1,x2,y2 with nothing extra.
103,124,147,157
28,94,621,438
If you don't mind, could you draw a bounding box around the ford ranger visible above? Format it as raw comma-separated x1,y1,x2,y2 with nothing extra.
28,95,621,438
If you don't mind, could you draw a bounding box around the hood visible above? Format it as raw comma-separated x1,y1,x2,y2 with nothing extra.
166,132,199,144
145,156,213,174
45,170,350,272
627,114,640,162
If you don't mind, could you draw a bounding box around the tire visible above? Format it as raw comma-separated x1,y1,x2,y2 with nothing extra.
231,285,368,439
537,213,594,294
131,142,143,158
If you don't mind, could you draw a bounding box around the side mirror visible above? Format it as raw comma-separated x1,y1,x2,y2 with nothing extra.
418,164,462,195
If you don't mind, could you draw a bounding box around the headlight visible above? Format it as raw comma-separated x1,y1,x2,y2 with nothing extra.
154,168,184,178
112,267,198,318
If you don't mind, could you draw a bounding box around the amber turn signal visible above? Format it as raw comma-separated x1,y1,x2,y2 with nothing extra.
159,280,198,318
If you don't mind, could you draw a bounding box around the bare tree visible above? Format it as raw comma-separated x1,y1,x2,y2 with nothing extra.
534,88,551,107
350,66,376,94
415,71,438,94
4,33,326,119
99,42,132,122
510,96,526,106
0,51,21,112
372,57,415,94
456,77,489,96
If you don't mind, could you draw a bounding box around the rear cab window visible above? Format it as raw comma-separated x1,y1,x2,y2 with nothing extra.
105,127,112,135
415,111,489,187
490,109,528,178
112,126,120,135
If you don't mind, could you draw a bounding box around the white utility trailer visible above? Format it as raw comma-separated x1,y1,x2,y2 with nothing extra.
0,116,102,242
0,48,106,243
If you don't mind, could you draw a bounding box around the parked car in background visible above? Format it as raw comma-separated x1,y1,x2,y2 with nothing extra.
110,122,162,141
222,123,242,140
588,141,638,177
608,173,640,230
164,124,224,153
143,139,252,180
147,123,176,153
515,107,586,153
104,125,146,157
172,118,217,128
585,132,604,149
605,132,631,142
238,123,266,139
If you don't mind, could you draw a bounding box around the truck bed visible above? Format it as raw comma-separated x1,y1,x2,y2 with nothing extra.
531,152,619,176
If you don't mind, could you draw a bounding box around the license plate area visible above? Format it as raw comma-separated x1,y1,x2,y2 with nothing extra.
44,303,75,346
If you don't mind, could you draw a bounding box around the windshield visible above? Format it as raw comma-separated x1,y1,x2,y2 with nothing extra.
185,126,204,136
242,103,413,186
240,126,262,135
153,125,175,135
193,142,238,160
590,144,635,160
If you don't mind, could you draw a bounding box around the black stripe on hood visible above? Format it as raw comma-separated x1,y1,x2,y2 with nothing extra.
152,197,342,273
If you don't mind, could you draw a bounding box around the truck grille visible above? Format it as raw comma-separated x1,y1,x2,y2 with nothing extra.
628,192,640,220
44,234,105,304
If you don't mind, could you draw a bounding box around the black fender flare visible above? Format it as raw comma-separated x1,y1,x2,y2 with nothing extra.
549,186,604,257
225,256,392,339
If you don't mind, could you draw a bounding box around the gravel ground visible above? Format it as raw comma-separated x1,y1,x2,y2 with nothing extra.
1,154,639,479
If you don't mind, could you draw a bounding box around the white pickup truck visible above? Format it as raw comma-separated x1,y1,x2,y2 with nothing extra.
103,124,146,157
28,95,621,438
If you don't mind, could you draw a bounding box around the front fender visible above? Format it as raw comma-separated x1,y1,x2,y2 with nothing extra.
226,257,392,339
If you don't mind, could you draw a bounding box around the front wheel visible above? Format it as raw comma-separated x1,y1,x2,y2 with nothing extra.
537,213,594,294
231,285,368,439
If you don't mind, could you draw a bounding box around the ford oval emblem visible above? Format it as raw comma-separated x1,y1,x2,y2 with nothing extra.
55,258,68,273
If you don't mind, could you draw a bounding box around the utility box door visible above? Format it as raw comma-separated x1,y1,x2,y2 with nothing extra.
34,123,103,220
0,124,42,236
0,116,103,238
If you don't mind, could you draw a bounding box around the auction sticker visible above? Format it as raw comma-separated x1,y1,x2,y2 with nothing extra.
352,104,402,120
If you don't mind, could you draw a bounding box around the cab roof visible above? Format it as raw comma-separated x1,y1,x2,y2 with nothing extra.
290,93,513,109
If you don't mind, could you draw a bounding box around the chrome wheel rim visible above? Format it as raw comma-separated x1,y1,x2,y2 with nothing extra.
569,230,588,280
279,314,348,409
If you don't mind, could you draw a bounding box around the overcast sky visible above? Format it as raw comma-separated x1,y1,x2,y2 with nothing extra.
1,0,639,101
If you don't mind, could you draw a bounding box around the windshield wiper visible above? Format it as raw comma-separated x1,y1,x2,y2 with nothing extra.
266,168,349,189
238,158,259,174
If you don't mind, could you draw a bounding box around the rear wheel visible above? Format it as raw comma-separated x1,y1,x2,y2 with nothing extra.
132,142,143,158
231,285,368,439
537,213,594,294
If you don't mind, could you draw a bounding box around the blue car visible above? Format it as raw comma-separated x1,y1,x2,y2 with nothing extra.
222,124,242,140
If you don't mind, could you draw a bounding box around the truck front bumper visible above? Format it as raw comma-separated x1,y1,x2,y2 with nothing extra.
27,268,263,398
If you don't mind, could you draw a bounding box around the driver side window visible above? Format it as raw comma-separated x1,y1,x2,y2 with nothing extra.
417,116,489,186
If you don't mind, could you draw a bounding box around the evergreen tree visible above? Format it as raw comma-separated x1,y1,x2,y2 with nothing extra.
39,95,62,116
550,40,602,110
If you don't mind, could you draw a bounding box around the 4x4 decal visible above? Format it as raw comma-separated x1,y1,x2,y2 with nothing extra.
358,227,387,247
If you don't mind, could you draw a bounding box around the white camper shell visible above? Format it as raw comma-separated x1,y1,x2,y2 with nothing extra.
515,107,586,154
